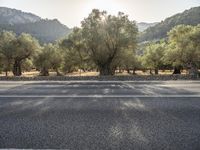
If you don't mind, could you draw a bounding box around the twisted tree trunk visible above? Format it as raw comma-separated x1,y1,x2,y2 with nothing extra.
155,68,159,75
132,68,136,75
55,68,62,76
5,70,8,77
173,66,181,74
99,64,115,76
12,60,22,76
40,67,49,76
150,68,153,75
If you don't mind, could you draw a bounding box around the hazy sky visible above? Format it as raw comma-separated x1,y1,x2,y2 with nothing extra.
0,0,200,27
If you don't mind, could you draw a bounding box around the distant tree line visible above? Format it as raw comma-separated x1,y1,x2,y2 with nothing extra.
0,10,200,76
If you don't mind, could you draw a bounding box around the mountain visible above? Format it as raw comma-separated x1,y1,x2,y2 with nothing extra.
140,6,200,42
137,22,158,32
0,7,41,24
0,7,71,43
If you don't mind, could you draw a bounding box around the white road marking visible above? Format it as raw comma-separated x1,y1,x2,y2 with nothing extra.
0,80,200,83
0,95,200,98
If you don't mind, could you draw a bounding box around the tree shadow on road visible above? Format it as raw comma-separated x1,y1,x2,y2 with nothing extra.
0,81,200,149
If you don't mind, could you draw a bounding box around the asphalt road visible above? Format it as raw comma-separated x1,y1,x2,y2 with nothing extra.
0,81,200,150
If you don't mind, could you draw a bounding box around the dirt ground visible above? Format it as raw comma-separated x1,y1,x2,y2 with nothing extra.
0,70,188,77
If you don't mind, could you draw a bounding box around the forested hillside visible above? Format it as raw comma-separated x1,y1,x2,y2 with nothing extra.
0,7,71,43
0,7,41,24
137,22,158,32
140,6,200,42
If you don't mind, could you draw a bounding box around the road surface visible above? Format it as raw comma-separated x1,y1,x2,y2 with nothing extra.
0,81,200,150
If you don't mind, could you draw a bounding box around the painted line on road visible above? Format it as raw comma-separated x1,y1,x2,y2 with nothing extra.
0,95,200,98
0,80,200,83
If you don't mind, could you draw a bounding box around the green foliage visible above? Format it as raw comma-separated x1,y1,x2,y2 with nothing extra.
81,9,138,75
0,31,40,76
0,53,3,73
142,41,166,74
34,44,62,76
0,31,16,75
164,24,200,75
12,33,40,76
13,33,40,60
118,49,142,73
22,59,34,72
60,10,138,76
60,27,91,73
1,9,200,77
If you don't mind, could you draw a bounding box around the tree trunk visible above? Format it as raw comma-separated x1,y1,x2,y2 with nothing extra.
12,60,22,76
173,66,181,74
99,64,115,76
188,65,199,76
40,67,49,76
55,68,62,76
150,68,153,75
5,70,8,77
119,68,123,73
132,68,136,75
81,67,86,72
155,68,159,75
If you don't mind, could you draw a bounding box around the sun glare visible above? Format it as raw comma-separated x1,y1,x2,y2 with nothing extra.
84,0,123,15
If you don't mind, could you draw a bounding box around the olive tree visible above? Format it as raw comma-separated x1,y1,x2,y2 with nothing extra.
0,31,16,76
34,44,62,76
12,33,40,76
118,49,141,74
142,41,165,74
81,9,138,75
60,28,91,74
21,59,34,72
165,25,200,75
0,53,3,73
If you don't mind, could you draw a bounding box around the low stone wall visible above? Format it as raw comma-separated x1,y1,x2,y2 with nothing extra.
0,75,199,81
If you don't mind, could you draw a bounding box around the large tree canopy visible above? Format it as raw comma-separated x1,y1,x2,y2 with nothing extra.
142,41,166,74
81,9,138,75
165,25,200,75
60,27,92,74
34,43,62,76
0,31,16,76
0,31,40,76
12,33,40,76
